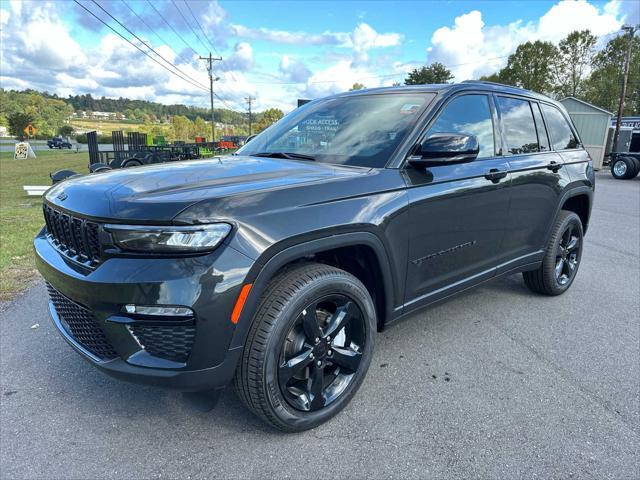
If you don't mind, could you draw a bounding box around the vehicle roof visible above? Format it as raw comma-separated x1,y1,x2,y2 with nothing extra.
333,81,556,104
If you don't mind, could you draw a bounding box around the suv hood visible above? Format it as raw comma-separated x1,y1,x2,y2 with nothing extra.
45,155,368,223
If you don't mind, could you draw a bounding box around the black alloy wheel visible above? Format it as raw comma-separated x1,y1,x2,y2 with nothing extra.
523,210,584,296
235,263,375,432
278,294,365,412
554,222,581,286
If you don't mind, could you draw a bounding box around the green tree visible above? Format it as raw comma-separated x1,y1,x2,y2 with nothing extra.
193,116,209,140
404,62,454,85
553,30,597,98
584,34,640,115
255,108,284,133
7,112,34,140
350,82,366,91
170,115,193,141
495,40,558,93
58,124,74,137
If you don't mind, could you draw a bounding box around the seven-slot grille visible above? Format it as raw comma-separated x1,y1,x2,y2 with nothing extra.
46,283,118,360
43,204,101,266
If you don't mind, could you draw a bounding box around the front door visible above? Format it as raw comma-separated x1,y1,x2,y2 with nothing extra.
402,93,511,308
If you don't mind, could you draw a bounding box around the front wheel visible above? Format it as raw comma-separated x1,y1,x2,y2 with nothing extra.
235,263,376,432
523,210,583,296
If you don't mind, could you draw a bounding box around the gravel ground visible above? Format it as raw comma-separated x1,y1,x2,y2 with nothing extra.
1,171,638,479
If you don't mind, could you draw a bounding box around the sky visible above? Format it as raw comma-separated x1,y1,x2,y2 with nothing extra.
0,0,638,113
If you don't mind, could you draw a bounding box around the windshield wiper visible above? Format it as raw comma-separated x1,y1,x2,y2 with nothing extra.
252,151,316,161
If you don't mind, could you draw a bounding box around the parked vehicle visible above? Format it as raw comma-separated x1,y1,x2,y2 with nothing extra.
35,82,594,432
47,137,72,149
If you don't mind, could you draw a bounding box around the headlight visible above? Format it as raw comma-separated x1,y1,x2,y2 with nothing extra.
105,223,231,253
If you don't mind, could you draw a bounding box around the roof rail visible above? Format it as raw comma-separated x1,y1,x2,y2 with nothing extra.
461,79,523,89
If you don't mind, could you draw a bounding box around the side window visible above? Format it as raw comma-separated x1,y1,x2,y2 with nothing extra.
497,97,539,155
427,94,495,158
541,104,578,150
532,103,550,151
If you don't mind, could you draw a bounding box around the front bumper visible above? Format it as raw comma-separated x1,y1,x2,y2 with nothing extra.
34,229,254,392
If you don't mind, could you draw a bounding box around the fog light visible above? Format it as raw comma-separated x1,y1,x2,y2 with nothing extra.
123,304,193,317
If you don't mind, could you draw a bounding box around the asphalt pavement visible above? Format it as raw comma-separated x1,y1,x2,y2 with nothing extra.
1,171,638,479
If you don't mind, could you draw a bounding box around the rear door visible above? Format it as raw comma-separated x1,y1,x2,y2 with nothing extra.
403,93,511,307
496,96,572,269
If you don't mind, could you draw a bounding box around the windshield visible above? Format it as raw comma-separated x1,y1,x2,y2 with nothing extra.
238,93,435,168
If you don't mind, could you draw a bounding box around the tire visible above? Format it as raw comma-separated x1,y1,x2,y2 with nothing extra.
611,156,638,179
123,159,142,168
523,210,583,296
234,262,376,432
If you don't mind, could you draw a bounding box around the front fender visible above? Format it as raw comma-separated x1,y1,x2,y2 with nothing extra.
228,231,398,350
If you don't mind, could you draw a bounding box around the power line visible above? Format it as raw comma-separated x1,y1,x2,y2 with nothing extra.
171,0,209,53
145,0,200,58
73,0,208,92
121,0,192,65
90,0,208,90
181,0,240,83
183,0,217,55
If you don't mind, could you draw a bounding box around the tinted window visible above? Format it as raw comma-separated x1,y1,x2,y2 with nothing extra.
239,93,433,168
427,94,494,158
497,97,539,155
541,104,578,150
532,103,550,151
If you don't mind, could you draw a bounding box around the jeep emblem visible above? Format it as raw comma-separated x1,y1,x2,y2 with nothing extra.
56,191,68,201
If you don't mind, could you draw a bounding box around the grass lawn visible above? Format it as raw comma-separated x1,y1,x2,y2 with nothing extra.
0,149,89,301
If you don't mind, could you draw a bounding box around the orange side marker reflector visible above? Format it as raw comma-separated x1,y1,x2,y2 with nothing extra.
231,284,253,324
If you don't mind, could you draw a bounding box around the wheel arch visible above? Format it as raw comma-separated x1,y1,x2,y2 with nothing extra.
229,232,397,350
541,186,592,251
560,190,592,234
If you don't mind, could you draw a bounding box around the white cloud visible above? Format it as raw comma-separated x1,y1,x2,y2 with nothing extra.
350,23,402,64
224,42,254,71
427,0,623,81
279,55,312,83
231,24,347,46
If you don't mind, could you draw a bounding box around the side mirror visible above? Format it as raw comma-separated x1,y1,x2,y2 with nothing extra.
408,133,479,168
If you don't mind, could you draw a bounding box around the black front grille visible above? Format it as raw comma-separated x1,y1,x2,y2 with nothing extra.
128,325,196,363
43,204,101,266
46,283,117,360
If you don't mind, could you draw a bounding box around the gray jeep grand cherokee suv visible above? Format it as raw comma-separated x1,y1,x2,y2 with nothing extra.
35,82,594,431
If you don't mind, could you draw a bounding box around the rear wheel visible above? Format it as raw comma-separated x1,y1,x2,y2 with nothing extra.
523,210,583,296
611,156,639,179
234,263,375,432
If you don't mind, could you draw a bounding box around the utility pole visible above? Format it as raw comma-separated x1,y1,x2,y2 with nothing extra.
612,25,638,153
245,96,256,135
199,52,222,142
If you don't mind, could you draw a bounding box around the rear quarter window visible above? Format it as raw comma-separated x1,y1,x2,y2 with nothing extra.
541,104,579,150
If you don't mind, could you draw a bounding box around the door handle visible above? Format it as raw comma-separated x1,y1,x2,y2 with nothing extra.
484,168,508,183
547,161,563,172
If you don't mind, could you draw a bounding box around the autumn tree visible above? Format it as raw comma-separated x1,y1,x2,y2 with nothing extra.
255,108,284,133
404,62,454,85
